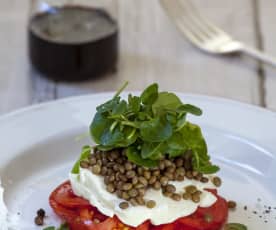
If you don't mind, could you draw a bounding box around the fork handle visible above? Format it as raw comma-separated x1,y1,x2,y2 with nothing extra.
241,45,276,67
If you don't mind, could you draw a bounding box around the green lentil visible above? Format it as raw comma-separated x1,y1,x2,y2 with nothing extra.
92,165,101,175
212,176,222,187
146,200,156,209
119,202,129,209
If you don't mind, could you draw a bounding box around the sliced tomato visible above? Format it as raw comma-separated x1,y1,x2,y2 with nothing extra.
49,181,227,230
152,223,175,230
176,189,228,230
51,181,91,208
136,221,151,230
49,196,77,220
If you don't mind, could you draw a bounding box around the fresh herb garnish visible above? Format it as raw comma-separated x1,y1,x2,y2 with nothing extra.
43,227,56,230
71,145,92,174
89,82,219,174
43,222,69,230
224,223,247,230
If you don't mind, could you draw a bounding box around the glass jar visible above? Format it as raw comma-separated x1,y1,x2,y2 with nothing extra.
28,0,119,81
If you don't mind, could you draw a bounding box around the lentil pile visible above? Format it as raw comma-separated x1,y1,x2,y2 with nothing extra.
80,148,221,209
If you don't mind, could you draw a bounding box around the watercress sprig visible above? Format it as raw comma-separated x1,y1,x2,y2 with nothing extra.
89,82,219,174
43,223,69,230
224,223,247,230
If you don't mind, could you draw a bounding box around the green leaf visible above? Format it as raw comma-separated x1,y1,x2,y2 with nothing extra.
96,97,120,113
141,83,158,105
152,92,182,114
166,113,177,126
176,113,187,131
198,165,220,174
58,223,70,230
140,116,173,142
224,223,247,230
126,146,158,167
96,145,115,151
43,223,69,230
90,112,113,144
166,132,188,158
128,95,141,113
71,146,91,174
99,125,125,146
100,125,137,148
180,122,207,158
141,142,167,159
177,104,203,116
180,122,219,174
138,112,151,121
112,100,127,115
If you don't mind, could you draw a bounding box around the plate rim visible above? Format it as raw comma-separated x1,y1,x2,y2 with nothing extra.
0,92,275,122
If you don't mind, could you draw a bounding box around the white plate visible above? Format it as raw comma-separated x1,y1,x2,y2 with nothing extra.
1,93,276,229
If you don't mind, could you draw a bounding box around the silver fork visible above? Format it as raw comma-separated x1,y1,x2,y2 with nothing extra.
160,0,276,67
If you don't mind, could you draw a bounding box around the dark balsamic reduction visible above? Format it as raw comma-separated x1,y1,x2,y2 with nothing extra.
28,6,118,81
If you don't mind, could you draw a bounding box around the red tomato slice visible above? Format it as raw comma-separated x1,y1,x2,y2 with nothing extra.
152,223,175,230
136,221,151,230
51,181,91,208
49,196,77,220
177,189,228,230
49,181,227,230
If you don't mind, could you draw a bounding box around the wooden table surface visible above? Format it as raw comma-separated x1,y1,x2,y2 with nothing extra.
1,0,276,115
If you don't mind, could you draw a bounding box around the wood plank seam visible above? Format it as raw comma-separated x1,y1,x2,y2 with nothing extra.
252,0,267,107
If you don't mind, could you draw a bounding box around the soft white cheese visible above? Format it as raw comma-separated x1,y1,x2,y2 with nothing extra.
70,168,217,227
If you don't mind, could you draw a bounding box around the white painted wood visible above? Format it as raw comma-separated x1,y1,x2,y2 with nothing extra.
30,70,56,103
259,1,276,111
0,0,265,115
56,0,261,107
0,1,31,114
